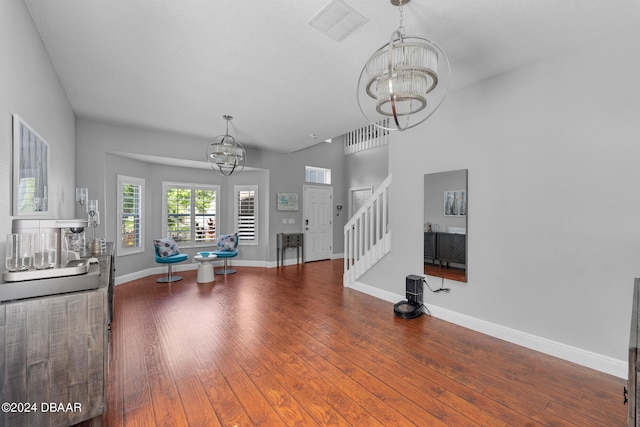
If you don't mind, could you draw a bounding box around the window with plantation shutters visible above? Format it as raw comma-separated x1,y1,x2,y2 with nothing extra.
162,182,219,246
117,175,144,256
234,185,258,245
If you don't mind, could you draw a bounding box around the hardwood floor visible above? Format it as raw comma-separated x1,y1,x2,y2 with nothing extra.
424,263,467,282
99,259,626,426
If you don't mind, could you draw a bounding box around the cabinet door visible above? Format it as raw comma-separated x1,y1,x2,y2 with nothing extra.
1,289,107,426
451,234,466,264
437,233,466,264
424,232,436,261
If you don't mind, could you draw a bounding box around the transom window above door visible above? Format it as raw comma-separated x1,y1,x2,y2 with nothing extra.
305,166,331,185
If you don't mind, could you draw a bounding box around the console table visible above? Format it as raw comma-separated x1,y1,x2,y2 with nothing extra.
0,244,114,427
277,232,304,267
424,232,466,267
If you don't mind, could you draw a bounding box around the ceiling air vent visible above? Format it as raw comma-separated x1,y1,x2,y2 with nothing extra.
309,0,368,42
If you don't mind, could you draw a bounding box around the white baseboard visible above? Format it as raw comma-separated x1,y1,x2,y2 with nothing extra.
116,258,290,285
266,258,304,268
115,263,198,285
346,280,627,379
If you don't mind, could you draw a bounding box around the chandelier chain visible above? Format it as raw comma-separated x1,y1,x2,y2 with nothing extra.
223,114,232,136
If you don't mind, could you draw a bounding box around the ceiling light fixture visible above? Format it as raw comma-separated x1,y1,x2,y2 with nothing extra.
357,0,450,131
207,115,246,177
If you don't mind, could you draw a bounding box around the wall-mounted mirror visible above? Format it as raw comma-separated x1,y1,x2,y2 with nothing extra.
423,169,468,282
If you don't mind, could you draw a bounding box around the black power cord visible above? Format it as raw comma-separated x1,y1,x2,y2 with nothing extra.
422,276,450,293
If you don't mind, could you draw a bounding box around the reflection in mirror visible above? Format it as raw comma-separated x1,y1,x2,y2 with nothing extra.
12,115,49,216
423,169,468,282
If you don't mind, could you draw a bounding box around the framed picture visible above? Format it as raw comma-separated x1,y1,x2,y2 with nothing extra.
444,190,466,217
277,192,298,211
13,115,49,216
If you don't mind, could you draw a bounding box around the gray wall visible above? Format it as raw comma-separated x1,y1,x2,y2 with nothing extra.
77,117,347,276
360,23,640,365
103,153,153,275
7,0,634,377
0,0,76,267
277,137,347,257
345,138,388,191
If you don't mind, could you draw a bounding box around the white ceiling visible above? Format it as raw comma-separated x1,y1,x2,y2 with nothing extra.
24,0,640,154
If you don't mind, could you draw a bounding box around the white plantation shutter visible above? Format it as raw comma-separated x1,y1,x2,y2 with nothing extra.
117,175,144,256
235,185,258,244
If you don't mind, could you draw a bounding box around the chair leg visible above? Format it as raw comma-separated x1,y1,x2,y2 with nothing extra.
215,258,236,275
157,263,183,283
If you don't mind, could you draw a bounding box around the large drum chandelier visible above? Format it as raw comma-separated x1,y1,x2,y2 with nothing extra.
207,115,246,177
357,0,450,131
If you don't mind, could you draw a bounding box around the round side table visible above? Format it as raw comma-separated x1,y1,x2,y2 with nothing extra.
194,254,217,283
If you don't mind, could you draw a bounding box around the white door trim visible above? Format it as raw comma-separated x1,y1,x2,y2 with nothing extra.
303,185,333,262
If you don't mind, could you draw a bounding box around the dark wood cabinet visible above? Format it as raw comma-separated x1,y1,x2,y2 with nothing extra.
424,232,466,266
437,233,466,265
424,232,436,262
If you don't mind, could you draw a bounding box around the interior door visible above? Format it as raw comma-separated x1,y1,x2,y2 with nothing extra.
303,185,332,262
349,186,373,218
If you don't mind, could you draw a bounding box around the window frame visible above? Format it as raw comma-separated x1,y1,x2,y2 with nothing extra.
116,175,145,256
234,185,258,246
305,165,332,185
161,181,220,248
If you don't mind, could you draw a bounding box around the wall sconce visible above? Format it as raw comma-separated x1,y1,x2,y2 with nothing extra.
88,199,101,254
75,187,88,214
336,204,343,216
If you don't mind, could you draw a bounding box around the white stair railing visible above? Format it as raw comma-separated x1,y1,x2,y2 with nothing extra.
344,119,389,155
344,174,392,286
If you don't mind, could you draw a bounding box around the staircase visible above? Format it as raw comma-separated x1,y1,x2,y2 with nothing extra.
343,174,392,286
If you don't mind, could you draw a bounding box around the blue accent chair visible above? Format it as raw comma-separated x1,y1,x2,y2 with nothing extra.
213,232,239,275
212,249,238,275
154,243,189,283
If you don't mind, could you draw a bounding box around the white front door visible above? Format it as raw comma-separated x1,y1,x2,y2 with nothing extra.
303,185,332,262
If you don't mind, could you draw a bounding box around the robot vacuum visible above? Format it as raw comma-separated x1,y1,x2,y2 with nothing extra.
393,300,424,319
394,275,425,319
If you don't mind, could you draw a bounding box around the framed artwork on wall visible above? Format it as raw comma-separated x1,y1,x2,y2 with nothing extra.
444,190,466,217
277,192,298,211
12,115,49,216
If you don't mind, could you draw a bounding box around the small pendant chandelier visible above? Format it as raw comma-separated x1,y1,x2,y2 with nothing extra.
207,115,246,177
357,0,450,131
